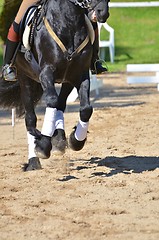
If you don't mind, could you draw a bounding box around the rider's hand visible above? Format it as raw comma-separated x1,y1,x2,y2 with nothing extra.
88,10,97,22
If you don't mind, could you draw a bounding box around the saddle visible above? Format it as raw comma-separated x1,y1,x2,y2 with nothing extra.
20,4,43,51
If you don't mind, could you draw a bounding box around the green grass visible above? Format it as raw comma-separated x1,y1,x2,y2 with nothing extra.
0,0,4,13
0,47,3,67
0,1,159,72
102,5,159,72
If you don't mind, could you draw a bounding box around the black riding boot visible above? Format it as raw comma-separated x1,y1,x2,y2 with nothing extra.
2,39,19,81
2,21,20,82
91,22,107,75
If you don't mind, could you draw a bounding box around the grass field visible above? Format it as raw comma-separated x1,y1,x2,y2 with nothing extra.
0,1,159,72
105,5,159,71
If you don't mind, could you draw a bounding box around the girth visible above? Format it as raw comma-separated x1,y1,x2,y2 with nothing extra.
43,15,94,61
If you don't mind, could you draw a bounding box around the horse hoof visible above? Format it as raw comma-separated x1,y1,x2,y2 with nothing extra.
52,129,67,155
24,157,42,171
35,146,51,159
35,136,52,159
69,131,86,151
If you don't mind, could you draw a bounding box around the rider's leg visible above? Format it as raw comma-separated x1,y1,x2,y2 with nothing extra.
91,22,107,75
2,0,38,81
2,22,20,81
14,0,38,23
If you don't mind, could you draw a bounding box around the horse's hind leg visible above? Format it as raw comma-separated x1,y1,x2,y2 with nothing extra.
69,72,93,151
25,132,42,171
20,76,42,171
52,83,74,154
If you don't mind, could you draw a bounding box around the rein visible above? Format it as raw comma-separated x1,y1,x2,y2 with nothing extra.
69,0,104,11
43,17,90,61
69,0,91,8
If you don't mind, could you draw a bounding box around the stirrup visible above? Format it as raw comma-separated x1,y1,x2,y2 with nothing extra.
2,64,17,82
91,59,108,75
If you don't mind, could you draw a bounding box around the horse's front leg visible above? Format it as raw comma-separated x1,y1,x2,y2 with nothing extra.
52,83,74,154
35,66,58,159
69,71,93,151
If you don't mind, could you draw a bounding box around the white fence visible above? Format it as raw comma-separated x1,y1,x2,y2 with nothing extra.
127,64,159,90
109,1,159,8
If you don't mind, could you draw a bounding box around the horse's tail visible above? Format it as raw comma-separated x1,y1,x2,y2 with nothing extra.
0,79,22,114
0,78,43,116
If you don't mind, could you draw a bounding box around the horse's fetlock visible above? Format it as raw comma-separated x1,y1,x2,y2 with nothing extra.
41,135,52,144
27,127,42,139
80,105,93,122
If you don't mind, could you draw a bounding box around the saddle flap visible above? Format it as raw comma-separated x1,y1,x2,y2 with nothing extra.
21,6,38,50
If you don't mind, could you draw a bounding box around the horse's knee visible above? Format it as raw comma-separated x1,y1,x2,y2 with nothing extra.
80,105,93,122
46,95,58,109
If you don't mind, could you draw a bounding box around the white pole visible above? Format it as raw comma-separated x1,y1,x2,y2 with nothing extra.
12,108,16,127
11,108,16,139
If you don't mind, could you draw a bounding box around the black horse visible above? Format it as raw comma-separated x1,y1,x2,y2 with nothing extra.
0,0,109,171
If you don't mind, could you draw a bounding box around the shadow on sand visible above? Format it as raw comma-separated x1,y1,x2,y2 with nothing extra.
89,155,159,177
57,155,159,181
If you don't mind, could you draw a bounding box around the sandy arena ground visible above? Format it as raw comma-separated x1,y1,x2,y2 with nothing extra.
0,73,159,240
